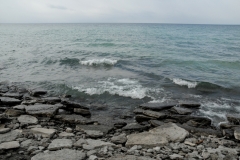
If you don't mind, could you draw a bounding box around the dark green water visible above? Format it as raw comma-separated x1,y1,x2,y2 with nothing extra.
1,23,240,125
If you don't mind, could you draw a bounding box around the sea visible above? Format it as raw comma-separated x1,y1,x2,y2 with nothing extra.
1,23,240,126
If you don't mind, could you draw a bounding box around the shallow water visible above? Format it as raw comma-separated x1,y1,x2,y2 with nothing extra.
1,23,240,125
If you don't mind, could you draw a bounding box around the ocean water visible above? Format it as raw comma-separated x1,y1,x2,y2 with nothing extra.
1,23,240,125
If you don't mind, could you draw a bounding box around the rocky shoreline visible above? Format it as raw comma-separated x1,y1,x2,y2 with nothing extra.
0,82,240,160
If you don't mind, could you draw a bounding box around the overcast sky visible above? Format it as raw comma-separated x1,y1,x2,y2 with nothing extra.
0,0,240,24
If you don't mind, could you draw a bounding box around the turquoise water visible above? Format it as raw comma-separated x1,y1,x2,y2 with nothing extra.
1,24,240,125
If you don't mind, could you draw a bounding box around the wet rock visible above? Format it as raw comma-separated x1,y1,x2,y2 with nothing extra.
25,104,60,117
29,88,47,96
177,124,223,137
126,123,189,147
18,115,38,125
5,109,24,116
0,85,8,93
178,101,201,108
42,97,61,104
222,129,234,139
2,92,23,99
55,114,94,124
134,108,166,118
30,128,56,138
13,105,26,110
73,108,91,116
135,114,153,122
122,123,147,131
21,99,45,105
170,106,193,115
114,122,127,128
65,127,72,133
111,133,127,144
61,99,89,109
0,141,20,150
0,97,21,105
139,102,177,111
31,149,86,160
48,139,73,151
0,128,11,134
170,115,212,126
227,114,240,125
149,120,165,127
0,130,19,143
82,139,116,150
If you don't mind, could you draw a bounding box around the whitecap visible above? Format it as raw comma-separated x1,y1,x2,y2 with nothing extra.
172,78,197,88
80,58,117,66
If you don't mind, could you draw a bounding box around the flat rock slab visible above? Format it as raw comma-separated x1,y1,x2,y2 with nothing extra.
26,104,60,117
234,127,240,140
126,123,189,147
134,108,166,119
73,108,91,115
139,102,177,111
76,125,112,134
178,101,201,108
48,139,73,151
0,128,11,134
0,141,20,150
111,133,127,144
107,155,155,160
2,93,23,99
170,115,212,126
0,97,21,105
0,130,19,143
30,128,56,138
59,132,75,137
29,88,47,96
42,97,61,103
18,115,38,125
170,106,193,115
82,139,116,150
122,123,147,131
31,149,86,160
55,114,94,124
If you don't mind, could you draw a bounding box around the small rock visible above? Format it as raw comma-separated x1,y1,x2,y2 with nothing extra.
5,109,24,116
66,127,73,133
89,155,98,160
122,123,147,131
74,138,87,148
0,128,11,134
82,139,115,150
0,130,19,143
111,133,127,144
26,104,60,117
18,115,38,125
13,105,26,110
73,108,91,115
29,88,47,96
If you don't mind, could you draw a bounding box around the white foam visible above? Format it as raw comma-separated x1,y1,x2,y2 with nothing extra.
80,58,117,66
202,102,232,109
199,109,227,119
172,78,197,88
73,78,163,99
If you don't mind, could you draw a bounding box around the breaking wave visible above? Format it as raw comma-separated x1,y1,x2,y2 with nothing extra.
80,58,118,66
172,78,198,88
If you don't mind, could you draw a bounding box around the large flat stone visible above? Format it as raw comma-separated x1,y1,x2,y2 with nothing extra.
0,141,20,150
178,101,201,108
48,139,73,151
5,109,25,117
30,128,56,138
126,123,189,147
139,102,177,111
82,139,116,150
42,97,61,103
73,108,91,116
0,128,11,134
25,104,60,117
29,88,47,96
170,106,193,115
31,149,86,160
0,97,21,105
2,93,23,99
0,130,19,143
134,108,166,119
55,114,94,124
122,123,147,131
18,115,38,125
13,105,26,110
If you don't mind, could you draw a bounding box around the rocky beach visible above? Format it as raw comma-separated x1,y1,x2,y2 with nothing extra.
0,82,240,160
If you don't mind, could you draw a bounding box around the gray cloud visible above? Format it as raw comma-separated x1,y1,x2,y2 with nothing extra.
0,0,239,24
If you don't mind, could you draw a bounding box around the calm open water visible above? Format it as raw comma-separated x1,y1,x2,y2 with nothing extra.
1,23,240,125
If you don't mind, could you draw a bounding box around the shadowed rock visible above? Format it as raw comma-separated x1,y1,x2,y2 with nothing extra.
76,125,113,135
226,114,240,125
5,109,24,117
169,115,212,126
18,115,38,125
30,128,56,138
48,139,73,151
122,123,147,131
61,99,89,109
139,102,177,111
0,97,21,105
170,106,193,115
54,114,94,124
2,92,23,99
29,88,47,96
42,97,61,104
134,108,166,119
178,101,201,108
